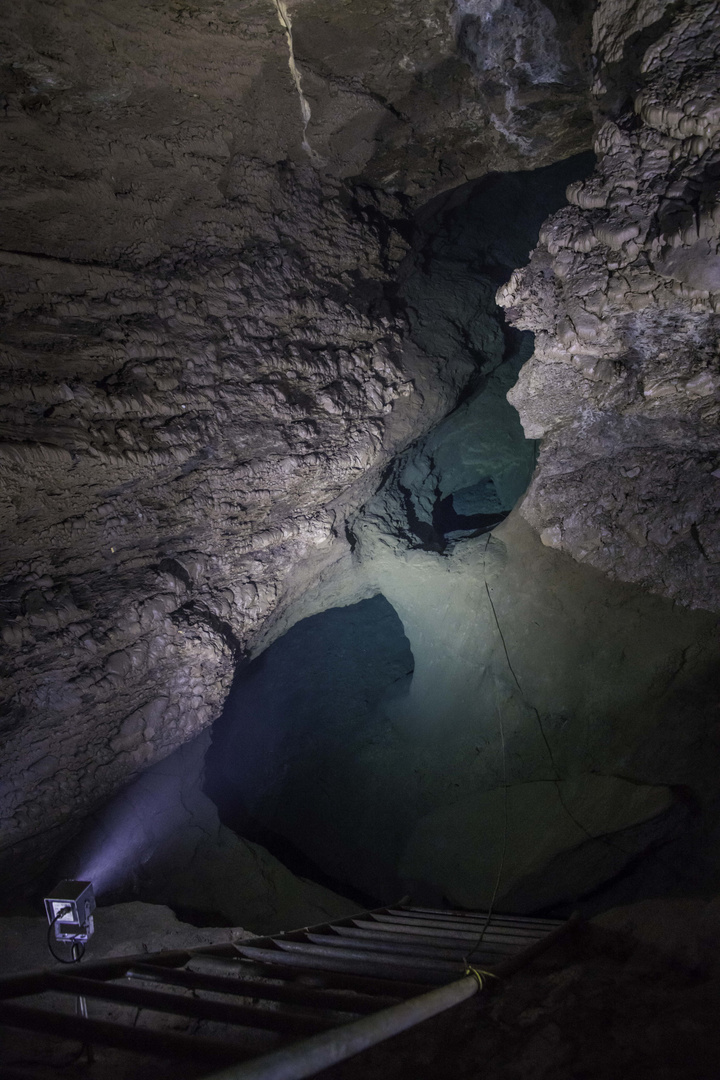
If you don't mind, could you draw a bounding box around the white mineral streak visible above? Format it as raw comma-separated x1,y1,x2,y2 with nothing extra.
498,0,720,609
272,0,320,162
453,0,564,83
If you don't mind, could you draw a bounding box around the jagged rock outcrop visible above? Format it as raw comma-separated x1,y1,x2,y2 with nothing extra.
0,0,593,897
499,0,720,609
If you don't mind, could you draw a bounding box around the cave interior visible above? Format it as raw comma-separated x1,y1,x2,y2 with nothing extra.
2,0,720,1075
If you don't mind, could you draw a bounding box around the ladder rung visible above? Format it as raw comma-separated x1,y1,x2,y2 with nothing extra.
236,944,452,985
355,917,542,946
401,907,564,926
127,963,396,1014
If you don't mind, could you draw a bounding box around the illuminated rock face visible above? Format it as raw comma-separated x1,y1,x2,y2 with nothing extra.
0,0,592,896
498,0,720,609
204,519,719,913
196,150,720,919
4,0,720,920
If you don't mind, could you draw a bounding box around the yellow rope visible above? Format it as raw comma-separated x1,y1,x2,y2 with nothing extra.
464,965,499,990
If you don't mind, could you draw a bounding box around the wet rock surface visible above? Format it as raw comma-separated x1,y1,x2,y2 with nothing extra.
499,0,720,609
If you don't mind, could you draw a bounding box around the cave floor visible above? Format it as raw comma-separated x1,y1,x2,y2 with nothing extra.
3,901,720,1080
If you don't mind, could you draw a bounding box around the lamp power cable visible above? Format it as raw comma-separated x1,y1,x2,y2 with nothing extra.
46,907,86,964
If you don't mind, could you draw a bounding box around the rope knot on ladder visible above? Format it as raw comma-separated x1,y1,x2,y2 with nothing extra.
464,966,499,990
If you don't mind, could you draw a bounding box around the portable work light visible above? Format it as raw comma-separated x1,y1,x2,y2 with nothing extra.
44,880,96,945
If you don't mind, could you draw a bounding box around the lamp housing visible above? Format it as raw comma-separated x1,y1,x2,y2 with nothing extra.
44,880,96,943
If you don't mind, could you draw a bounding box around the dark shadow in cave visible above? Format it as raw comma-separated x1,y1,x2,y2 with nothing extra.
205,594,415,903
433,491,508,542
388,151,595,550
398,151,597,377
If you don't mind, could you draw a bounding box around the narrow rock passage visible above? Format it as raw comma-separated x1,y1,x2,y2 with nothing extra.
384,153,595,552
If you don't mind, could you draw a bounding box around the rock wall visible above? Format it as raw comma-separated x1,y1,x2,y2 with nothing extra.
5,0,717,921
289,0,593,194
0,174,446,896
193,101,720,917
214,506,718,913
499,0,720,609
0,0,593,898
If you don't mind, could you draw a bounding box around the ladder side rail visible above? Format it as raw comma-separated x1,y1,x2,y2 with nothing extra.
198,915,579,1080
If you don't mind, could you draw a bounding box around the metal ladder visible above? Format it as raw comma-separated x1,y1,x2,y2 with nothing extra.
0,904,573,1080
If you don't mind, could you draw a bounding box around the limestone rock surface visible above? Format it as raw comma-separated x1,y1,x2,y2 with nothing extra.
0,167,450,897
498,0,720,608
400,775,675,910
0,0,596,898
